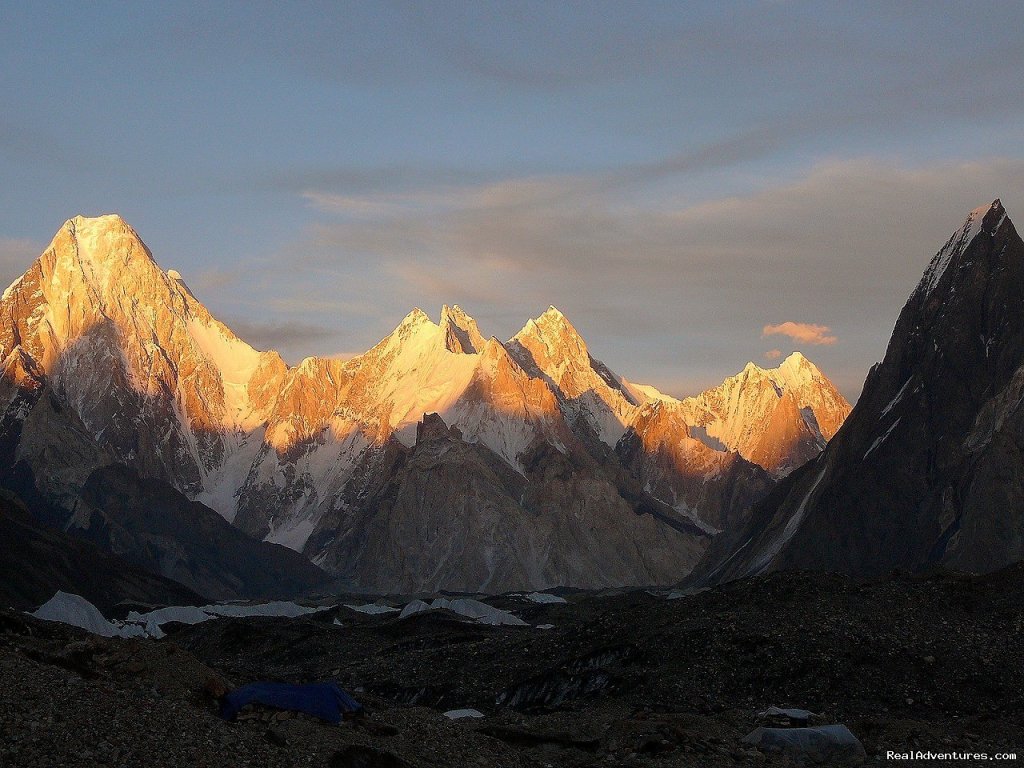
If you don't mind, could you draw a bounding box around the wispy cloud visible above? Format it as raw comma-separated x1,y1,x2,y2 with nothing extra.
764,349,783,361
763,322,838,346
224,318,338,359
273,155,1024,400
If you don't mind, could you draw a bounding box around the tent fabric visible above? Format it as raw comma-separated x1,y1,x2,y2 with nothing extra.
219,682,362,724
758,706,817,724
742,724,866,760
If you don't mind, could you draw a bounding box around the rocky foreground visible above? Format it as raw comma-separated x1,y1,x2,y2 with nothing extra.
2,566,1022,767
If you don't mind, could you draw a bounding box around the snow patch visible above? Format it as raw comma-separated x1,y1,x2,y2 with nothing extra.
344,603,400,615
32,592,127,638
747,465,828,576
688,424,727,452
918,204,992,298
864,418,901,459
264,517,318,552
186,316,263,429
398,597,527,626
881,379,912,418
204,601,321,619
524,592,567,604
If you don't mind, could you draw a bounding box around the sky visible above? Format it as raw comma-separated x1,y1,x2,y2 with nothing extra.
2,1,1024,401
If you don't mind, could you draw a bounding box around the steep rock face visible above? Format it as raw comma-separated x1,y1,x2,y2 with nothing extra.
616,400,774,534
0,215,286,499
312,413,706,593
74,464,329,600
695,200,1024,582
0,489,203,613
678,353,851,475
508,307,640,446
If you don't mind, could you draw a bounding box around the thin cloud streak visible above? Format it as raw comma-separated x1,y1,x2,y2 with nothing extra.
270,156,1024,401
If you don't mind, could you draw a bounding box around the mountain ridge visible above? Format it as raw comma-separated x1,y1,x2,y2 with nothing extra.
0,213,851,593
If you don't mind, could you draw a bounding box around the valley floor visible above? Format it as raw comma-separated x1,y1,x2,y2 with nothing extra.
2,567,1022,767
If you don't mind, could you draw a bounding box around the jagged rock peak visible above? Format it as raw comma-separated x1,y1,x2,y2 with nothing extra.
737,352,823,388
440,304,487,354
415,412,461,443
513,305,587,353
62,213,154,262
917,199,1009,298
401,307,433,326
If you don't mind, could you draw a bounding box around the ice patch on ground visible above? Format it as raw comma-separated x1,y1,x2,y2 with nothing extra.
32,592,149,638
524,592,567,604
344,603,400,615
444,709,485,719
399,597,527,626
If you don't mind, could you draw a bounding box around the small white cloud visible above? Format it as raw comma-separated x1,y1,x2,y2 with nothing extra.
762,322,837,346
764,348,783,360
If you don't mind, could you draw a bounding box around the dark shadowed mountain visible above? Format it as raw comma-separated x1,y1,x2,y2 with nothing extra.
694,200,1024,583
0,489,202,613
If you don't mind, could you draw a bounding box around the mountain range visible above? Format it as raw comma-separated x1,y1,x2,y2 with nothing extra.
0,214,849,594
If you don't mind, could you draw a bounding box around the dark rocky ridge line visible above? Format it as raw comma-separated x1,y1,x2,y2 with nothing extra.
0,490,202,614
694,200,1024,585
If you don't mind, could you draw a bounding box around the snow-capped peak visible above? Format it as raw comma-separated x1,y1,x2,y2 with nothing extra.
512,305,586,353
776,351,817,382
400,307,433,327
541,305,565,319
918,200,1005,298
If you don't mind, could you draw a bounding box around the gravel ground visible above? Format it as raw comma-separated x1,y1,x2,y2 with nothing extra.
3,565,1023,767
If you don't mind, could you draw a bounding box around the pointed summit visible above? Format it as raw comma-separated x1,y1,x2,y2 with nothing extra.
401,307,432,325
61,214,155,270
440,304,486,354
512,305,588,360
774,351,820,387
507,306,639,445
918,199,1009,298
509,306,589,379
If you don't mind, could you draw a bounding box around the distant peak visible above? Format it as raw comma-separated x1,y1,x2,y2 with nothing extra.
513,305,585,350
779,351,816,371
533,305,575,331
441,303,470,318
401,307,432,325
741,361,765,375
42,213,158,278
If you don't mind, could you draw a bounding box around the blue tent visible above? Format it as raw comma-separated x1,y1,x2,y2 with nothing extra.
220,682,362,724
